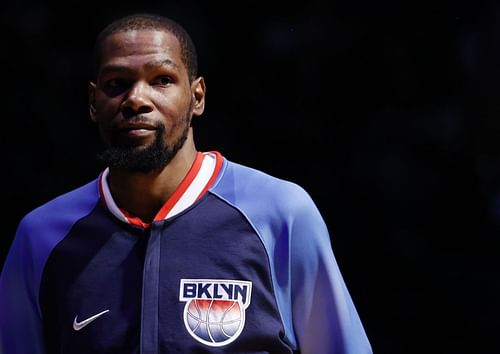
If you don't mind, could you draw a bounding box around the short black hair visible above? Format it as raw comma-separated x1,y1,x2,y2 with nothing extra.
92,13,198,81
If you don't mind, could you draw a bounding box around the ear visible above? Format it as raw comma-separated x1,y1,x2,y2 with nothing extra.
89,82,97,122
191,77,206,117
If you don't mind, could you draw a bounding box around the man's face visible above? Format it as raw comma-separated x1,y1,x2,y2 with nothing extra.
89,29,204,172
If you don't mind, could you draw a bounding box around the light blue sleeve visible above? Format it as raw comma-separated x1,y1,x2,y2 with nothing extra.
287,188,372,353
0,179,100,354
0,218,47,354
211,160,372,353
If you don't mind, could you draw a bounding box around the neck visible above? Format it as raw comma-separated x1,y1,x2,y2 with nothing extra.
107,144,198,223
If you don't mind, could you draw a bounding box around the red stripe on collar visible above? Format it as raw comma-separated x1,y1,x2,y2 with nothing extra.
154,151,205,221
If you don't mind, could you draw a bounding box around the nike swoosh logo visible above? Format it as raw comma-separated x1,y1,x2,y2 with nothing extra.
73,309,110,331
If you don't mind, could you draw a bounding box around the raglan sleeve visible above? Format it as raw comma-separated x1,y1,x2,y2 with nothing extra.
289,188,372,354
0,218,47,354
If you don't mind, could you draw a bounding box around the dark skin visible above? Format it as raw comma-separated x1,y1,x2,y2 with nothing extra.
89,29,206,223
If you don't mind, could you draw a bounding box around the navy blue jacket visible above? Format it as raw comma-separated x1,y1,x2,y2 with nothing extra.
0,152,372,353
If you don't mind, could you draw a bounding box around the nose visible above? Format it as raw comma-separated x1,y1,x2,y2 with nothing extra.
121,81,153,116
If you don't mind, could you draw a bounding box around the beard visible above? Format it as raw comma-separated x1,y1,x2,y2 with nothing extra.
97,112,191,173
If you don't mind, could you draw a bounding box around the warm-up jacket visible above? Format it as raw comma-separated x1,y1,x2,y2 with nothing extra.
0,151,372,354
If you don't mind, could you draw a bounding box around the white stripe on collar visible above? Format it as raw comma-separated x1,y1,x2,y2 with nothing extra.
99,167,129,224
99,152,218,225
166,152,216,219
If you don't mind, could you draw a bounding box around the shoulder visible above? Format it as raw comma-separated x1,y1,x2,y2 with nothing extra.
211,158,315,214
18,178,100,234
210,159,324,235
3,178,101,295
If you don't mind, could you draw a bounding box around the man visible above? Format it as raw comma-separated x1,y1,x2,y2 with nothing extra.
0,13,372,353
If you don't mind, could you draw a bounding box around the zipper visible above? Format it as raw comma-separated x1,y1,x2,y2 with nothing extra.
140,224,161,354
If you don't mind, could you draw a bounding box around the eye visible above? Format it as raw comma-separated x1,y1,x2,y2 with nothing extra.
102,78,128,96
153,76,173,86
106,79,126,89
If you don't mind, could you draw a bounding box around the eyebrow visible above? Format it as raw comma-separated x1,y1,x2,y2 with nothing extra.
144,59,179,70
99,59,180,76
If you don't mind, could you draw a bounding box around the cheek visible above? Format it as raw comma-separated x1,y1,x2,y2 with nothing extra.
155,88,192,114
96,121,112,144
93,111,114,142
95,91,122,113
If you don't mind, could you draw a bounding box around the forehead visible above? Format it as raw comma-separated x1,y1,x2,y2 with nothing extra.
98,29,183,71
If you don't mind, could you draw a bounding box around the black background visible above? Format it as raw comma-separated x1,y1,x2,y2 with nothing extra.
1,1,499,353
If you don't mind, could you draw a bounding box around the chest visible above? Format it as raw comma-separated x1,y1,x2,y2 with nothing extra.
39,197,292,353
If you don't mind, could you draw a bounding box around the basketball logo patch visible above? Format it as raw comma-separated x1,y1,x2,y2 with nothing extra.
179,279,252,347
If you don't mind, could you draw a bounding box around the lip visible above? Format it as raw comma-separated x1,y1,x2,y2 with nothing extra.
115,121,158,139
118,121,158,130
121,128,156,138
